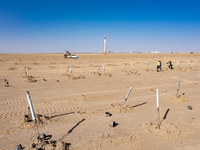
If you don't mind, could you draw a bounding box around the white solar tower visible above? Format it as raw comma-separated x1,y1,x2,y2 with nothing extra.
104,35,107,53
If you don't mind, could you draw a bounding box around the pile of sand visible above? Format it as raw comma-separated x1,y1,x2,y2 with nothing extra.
110,103,132,113
8,67,17,70
63,74,85,80
24,75,37,83
24,140,71,150
169,95,189,104
92,71,112,77
176,68,187,72
19,114,50,128
127,70,140,75
136,121,181,138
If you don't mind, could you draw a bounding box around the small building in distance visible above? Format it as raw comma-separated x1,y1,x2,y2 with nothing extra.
130,51,142,53
151,51,161,53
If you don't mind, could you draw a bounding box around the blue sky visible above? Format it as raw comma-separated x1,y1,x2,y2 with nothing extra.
0,0,200,53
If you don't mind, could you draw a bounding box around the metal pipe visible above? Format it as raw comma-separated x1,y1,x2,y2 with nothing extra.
147,62,150,70
176,78,181,98
156,89,160,129
102,63,105,71
66,65,69,72
125,86,133,100
26,68,29,76
196,60,199,67
26,91,35,121
177,61,179,66
98,64,102,71
123,64,126,71
156,89,159,108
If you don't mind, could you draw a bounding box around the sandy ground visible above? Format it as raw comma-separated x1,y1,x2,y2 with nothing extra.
0,53,200,150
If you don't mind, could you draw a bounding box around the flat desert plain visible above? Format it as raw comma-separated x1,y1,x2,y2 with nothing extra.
0,53,200,150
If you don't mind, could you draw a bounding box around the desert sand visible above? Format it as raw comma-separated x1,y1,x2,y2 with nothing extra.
0,53,200,150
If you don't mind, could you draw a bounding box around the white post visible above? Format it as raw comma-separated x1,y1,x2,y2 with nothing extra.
121,86,133,107
125,86,133,100
26,91,40,138
70,65,72,73
104,36,107,53
176,78,181,98
26,91,35,121
157,89,159,108
196,60,199,67
177,61,180,66
188,60,190,65
131,63,133,70
66,65,69,72
98,64,102,71
179,61,182,67
156,89,160,129
26,68,29,76
123,64,126,71
147,62,150,70
102,63,105,71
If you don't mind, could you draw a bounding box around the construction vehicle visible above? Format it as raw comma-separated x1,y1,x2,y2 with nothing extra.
64,50,78,59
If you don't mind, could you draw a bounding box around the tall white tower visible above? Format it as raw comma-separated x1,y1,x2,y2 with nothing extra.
104,35,107,53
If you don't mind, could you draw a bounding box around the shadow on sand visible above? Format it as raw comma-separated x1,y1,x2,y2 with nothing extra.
59,118,85,141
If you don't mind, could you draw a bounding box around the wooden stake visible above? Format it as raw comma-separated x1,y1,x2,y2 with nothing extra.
70,65,72,73
123,64,126,71
176,78,181,98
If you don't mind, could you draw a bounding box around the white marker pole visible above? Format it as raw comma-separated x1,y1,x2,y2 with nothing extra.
196,60,199,67
26,68,29,76
179,61,182,67
98,64,102,71
156,89,160,129
26,91,40,138
24,67,26,74
121,86,133,107
177,61,179,66
26,91,36,121
147,62,150,70
66,65,69,72
123,64,126,71
188,60,190,65
176,77,181,98
156,89,159,108
102,63,105,71
70,65,72,73
131,63,134,71
125,86,133,101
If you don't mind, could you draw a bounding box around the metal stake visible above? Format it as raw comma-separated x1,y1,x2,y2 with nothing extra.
176,78,181,98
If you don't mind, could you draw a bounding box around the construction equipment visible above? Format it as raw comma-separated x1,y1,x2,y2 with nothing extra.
64,50,78,59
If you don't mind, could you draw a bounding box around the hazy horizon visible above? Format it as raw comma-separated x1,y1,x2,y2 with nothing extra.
1,0,200,53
